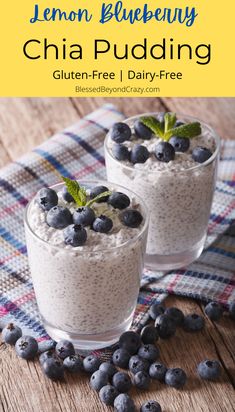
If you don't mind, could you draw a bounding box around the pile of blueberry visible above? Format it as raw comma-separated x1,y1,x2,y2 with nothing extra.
36,185,143,247
110,114,213,164
2,300,234,412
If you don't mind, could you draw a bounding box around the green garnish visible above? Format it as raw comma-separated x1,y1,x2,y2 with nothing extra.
140,113,201,142
62,176,111,207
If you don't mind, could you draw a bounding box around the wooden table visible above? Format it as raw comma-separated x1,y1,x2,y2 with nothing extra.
0,98,235,412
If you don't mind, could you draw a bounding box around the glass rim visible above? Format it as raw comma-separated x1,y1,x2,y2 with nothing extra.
24,180,149,254
104,112,221,174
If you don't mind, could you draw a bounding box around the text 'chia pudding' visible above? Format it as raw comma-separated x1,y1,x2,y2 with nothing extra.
105,112,220,270
24,180,148,349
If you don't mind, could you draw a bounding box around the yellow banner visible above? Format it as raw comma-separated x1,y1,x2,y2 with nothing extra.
0,0,234,96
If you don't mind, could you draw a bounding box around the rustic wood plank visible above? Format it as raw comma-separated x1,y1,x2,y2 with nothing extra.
161,98,235,139
1,296,235,412
0,98,79,164
0,139,11,167
70,97,166,118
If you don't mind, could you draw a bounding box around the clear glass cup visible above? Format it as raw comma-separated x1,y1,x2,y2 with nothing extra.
24,180,149,350
104,114,220,271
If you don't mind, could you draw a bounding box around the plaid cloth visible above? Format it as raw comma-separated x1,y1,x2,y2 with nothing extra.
0,104,234,346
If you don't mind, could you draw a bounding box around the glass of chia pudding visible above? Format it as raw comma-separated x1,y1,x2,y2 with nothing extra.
24,180,148,350
104,112,220,271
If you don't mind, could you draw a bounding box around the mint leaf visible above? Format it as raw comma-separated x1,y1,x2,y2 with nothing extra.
166,122,202,140
140,116,164,138
86,191,112,207
62,176,87,207
164,112,177,133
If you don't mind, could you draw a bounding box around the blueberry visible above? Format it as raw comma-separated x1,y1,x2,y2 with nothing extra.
108,192,130,210
38,339,56,354
2,323,22,345
130,144,150,164
149,362,167,381
134,119,152,140
73,206,96,226
99,361,118,378
113,143,130,161
129,355,149,374
63,355,84,373
120,209,143,228
138,344,159,363
133,371,150,390
92,215,113,233
154,141,175,162
46,206,72,229
149,303,165,320
39,350,58,365
197,360,221,381
114,393,135,412
183,313,205,332
112,348,131,369
110,122,132,143
192,146,213,163
62,186,74,203
90,370,109,391
55,340,75,360
83,355,102,373
90,185,110,203
141,400,162,412
112,371,132,393
165,367,187,389
175,120,185,127
36,187,58,211
164,307,185,327
229,301,235,320
15,335,38,360
205,302,223,321
63,224,87,247
140,325,158,344
42,358,64,380
119,331,141,355
155,314,176,339
169,136,190,153
99,384,119,406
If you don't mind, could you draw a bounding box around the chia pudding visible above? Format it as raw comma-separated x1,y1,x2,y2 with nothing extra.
24,181,148,350
104,113,220,270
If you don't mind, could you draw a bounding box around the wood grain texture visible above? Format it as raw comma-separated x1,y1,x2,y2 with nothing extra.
0,98,235,412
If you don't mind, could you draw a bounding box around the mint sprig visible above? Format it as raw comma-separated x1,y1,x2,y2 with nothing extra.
140,116,164,138
62,176,111,207
141,113,201,142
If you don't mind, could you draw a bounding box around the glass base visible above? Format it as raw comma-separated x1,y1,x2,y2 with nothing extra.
41,311,134,351
145,235,206,271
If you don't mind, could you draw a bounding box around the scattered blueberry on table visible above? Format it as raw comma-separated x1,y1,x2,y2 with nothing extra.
183,313,205,332
140,400,162,412
133,370,151,390
197,360,221,381
165,367,187,389
55,339,75,360
114,393,135,412
2,323,22,345
148,303,165,320
204,302,223,321
112,371,132,393
2,299,233,411
90,370,109,391
112,348,131,369
149,362,167,382
155,314,176,339
63,355,84,373
15,335,38,360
